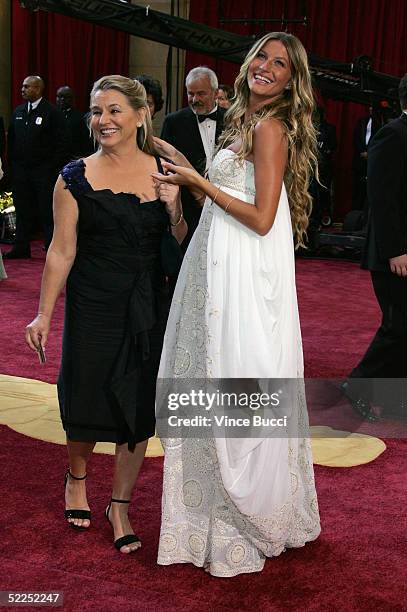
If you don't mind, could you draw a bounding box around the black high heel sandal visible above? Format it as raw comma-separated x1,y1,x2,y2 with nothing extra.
64,470,91,530
105,498,141,552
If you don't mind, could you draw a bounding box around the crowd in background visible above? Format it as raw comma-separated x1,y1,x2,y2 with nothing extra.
0,66,403,265
2,36,407,571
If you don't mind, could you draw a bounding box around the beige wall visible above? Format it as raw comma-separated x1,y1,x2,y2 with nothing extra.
129,0,189,133
0,0,11,126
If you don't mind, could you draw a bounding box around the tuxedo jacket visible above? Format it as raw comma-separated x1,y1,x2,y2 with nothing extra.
161,106,226,245
161,105,226,175
362,113,407,271
8,98,70,177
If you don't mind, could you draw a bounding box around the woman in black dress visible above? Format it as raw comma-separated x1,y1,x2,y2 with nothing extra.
25,76,186,553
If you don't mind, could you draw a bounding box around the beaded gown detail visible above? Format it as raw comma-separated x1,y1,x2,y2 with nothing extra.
58,158,169,449
157,149,320,577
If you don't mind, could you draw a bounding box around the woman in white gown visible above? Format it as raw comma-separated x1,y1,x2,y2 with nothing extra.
152,32,321,577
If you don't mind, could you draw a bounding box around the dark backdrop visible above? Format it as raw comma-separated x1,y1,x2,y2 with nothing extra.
186,0,407,218
10,1,407,218
11,2,129,113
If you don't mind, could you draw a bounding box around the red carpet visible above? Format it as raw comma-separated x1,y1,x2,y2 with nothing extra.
0,243,381,382
1,242,64,384
1,243,406,610
1,425,406,611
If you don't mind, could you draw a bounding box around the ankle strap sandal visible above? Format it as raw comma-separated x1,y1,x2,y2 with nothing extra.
64,470,91,529
105,498,141,552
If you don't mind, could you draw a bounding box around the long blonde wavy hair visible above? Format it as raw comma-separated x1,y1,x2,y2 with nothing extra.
218,32,318,247
89,75,157,156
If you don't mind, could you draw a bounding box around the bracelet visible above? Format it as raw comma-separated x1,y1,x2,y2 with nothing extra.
170,211,184,227
224,196,236,215
211,187,221,205
37,312,50,318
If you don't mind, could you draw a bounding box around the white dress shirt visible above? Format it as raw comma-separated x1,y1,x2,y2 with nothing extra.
193,105,218,173
28,98,42,113
365,117,372,146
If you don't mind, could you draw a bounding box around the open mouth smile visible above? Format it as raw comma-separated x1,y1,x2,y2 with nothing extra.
100,128,119,136
253,74,273,85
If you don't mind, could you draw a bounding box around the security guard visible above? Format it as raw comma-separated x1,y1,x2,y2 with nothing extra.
5,75,69,258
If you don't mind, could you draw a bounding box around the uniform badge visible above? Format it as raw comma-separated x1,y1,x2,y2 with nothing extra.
35,117,43,125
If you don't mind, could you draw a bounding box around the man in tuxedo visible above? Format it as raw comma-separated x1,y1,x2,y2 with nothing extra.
5,75,69,258
344,74,407,419
161,66,225,247
56,85,94,159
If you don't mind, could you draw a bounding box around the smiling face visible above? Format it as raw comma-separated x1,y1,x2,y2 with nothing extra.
186,76,217,115
90,89,145,148
247,39,291,105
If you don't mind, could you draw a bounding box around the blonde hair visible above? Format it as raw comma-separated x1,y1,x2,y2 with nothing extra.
89,75,156,155
218,32,318,247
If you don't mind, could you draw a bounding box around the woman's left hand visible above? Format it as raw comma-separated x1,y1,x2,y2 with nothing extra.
152,161,203,190
154,180,181,222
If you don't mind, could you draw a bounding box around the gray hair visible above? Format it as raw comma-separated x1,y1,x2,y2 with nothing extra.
185,66,218,91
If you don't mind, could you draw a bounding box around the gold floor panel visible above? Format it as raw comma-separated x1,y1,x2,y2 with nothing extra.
0,374,386,466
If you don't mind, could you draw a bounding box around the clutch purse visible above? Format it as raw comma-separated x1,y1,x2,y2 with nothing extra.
161,224,183,276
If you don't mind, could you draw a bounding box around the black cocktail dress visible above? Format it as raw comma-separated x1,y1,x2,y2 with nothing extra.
57,158,169,449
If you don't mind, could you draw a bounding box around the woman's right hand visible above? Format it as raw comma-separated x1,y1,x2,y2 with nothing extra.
153,137,179,161
153,137,196,173
25,314,50,352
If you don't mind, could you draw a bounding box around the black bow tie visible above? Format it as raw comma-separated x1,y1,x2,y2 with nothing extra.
197,110,217,123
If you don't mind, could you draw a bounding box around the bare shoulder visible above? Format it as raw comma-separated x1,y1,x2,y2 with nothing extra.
82,152,98,169
54,174,77,206
55,174,67,192
253,119,287,162
254,118,286,140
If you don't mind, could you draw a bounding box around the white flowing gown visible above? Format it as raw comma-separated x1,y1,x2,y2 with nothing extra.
157,149,320,577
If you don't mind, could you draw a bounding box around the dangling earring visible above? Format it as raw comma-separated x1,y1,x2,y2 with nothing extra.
141,120,147,150
89,127,99,150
